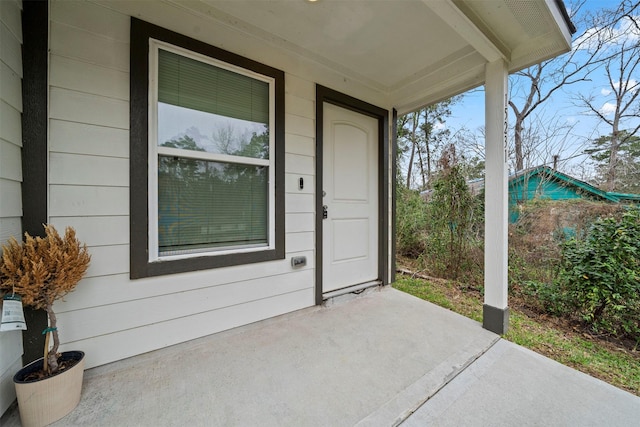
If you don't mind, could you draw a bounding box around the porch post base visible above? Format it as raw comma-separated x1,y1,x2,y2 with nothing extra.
483,304,509,335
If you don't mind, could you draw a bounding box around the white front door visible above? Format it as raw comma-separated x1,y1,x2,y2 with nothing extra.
322,103,378,293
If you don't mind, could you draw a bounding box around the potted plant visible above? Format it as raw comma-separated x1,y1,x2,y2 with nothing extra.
0,224,90,427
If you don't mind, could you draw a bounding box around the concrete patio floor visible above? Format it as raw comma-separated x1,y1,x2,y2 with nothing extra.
2,286,639,426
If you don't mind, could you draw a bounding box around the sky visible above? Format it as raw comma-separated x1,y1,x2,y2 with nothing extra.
443,0,639,179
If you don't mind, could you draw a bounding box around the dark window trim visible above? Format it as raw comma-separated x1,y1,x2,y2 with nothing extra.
130,18,285,279
315,85,390,305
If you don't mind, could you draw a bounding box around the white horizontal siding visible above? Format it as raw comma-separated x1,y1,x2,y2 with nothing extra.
50,20,129,72
285,114,315,138
286,193,315,214
285,74,316,101
0,60,21,111
0,217,21,244
286,213,314,233
50,185,128,216
285,93,314,119
286,232,315,253
0,1,21,45
0,0,22,236
0,179,21,217
0,139,21,182
49,216,128,247
50,55,129,100
50,120,128,158
283,80,315,228
49,153,129,186
50,87,128,129
0,0,21,417
51,0,129,43
286,134,315,157
283,77,315,226
283,88,316,255
82,245,129,277
0,101,21,146
0,344,22,417
286,213,316,233
58,269,314,344
59,288,314,369
286,153,314,175
0,330,22,377
0,18,22,77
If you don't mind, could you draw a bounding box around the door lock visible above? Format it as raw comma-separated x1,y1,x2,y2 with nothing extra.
323,205,328,219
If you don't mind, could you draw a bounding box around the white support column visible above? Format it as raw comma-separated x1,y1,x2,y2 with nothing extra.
483,59,509,334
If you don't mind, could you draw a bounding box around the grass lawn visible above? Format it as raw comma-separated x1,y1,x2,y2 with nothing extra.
393,273,640,396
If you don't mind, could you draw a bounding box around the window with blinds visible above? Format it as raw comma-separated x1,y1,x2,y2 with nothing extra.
151,43,275,258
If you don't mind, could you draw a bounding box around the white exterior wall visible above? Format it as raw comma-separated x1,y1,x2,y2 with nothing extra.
0,0,23,416
48,0,390,369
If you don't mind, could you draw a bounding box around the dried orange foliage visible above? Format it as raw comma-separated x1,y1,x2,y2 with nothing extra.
0,225,90,309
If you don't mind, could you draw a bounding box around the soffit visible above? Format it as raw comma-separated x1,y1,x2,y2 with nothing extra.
170,0,572,113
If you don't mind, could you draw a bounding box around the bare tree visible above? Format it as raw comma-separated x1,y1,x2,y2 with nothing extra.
514,111,579,172
508,0,632,172
578,5,640,191
397,98,459,190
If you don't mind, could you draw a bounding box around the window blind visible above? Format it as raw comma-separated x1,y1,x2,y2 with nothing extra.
158,49,269,125
157,157,268,254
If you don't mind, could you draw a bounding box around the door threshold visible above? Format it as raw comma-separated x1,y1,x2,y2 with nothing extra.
322,280,383,300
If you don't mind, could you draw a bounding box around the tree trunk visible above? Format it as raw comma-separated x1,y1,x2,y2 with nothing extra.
606,125,620,192
406,142,415,189
514,117,524,171
423,110,432,187
417,144,427,189
406,113,418,188
425,139,432,188
46,304,60,374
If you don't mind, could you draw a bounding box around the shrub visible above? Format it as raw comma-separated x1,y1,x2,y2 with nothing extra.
555,207,640,338
425,160,482,280
396,146,483,285
508,199,623,288
519,280,568,315
396,185,429,257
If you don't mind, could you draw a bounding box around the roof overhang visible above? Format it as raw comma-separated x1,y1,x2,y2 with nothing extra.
137,0,574,113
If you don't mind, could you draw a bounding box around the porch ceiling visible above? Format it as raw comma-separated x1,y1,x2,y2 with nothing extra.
182,0,573,113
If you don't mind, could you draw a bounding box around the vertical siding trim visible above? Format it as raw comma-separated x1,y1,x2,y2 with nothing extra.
380,105,390,287
21,0,49,365
391,108,397,283
314,87,324,305
315,85,390,305
21,0,48,235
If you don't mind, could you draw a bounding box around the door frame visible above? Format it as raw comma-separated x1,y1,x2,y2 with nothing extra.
315,85,389,305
